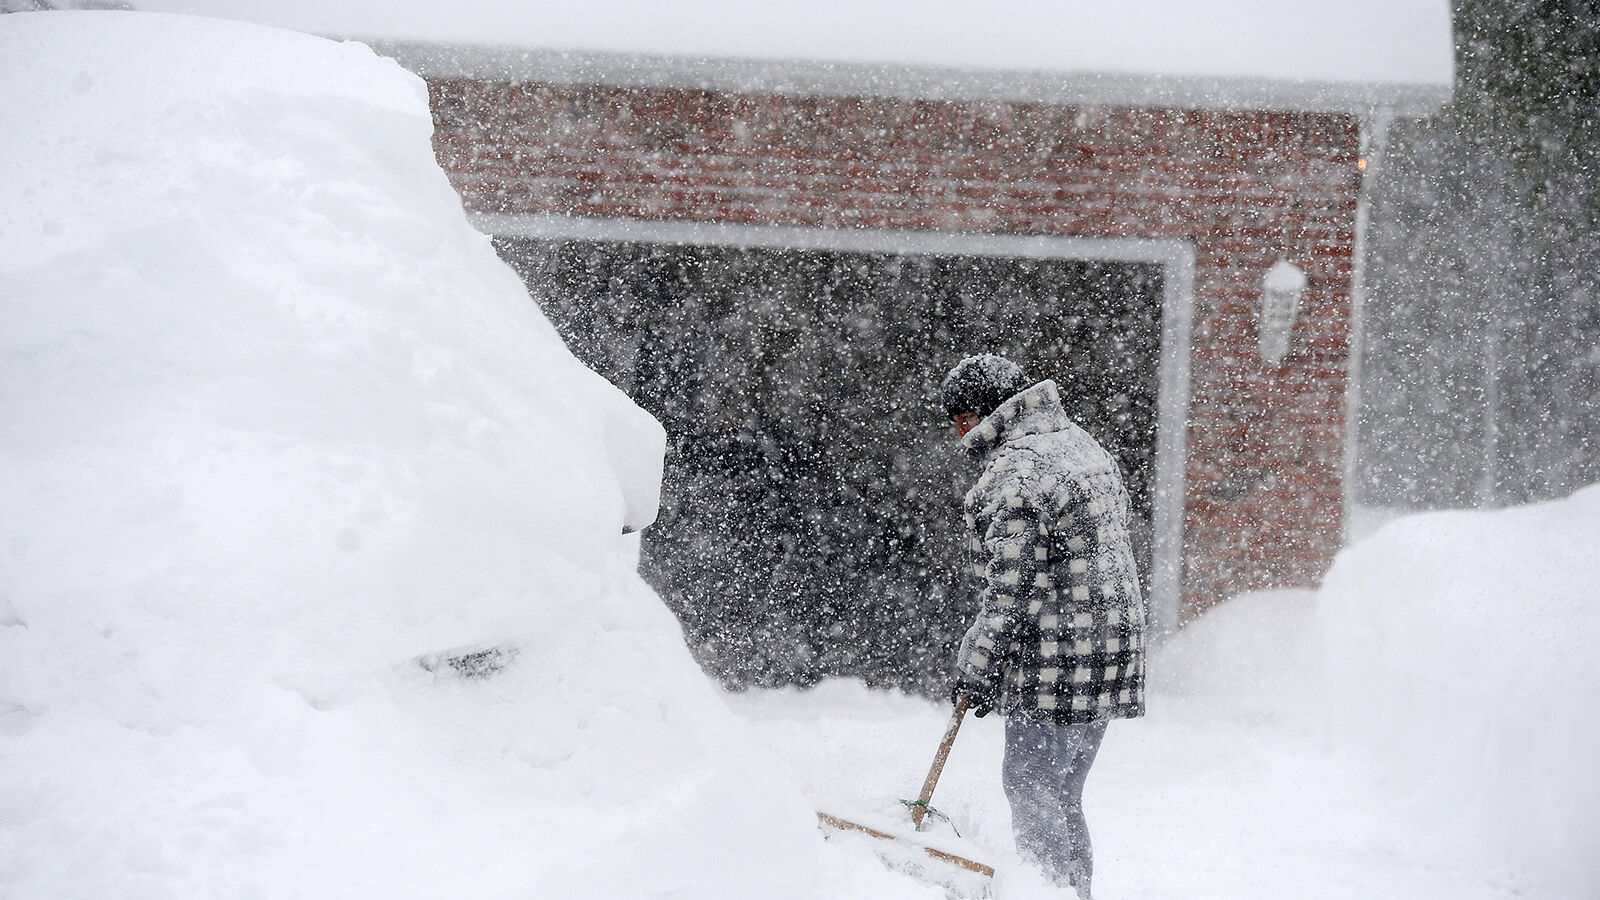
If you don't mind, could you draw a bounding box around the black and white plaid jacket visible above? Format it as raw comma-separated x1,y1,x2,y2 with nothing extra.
954,380,1147,724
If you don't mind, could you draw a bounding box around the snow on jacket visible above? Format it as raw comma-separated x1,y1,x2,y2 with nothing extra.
954,380,1147,724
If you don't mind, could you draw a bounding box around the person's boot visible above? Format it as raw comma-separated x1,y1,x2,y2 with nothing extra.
1065,858,1093,900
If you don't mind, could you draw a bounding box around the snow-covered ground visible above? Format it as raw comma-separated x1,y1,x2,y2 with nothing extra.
3,9,1595,900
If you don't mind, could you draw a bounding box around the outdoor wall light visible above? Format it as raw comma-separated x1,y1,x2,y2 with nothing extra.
1259,258,1306,365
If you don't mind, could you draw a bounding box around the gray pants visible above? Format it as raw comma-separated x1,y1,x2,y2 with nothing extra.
1002,716,1109,895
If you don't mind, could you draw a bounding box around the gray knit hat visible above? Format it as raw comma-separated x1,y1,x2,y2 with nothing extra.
940,354,1030,419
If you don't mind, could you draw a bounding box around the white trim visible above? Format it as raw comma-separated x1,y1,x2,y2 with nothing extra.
1344,109,1392,546
378,41,1451,117
473,213,1192,634
1150,235,1194,638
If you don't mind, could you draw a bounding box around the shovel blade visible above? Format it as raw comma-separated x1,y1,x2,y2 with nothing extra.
817,811,995,879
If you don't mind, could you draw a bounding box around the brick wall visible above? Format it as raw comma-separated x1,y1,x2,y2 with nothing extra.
426,79,1361,620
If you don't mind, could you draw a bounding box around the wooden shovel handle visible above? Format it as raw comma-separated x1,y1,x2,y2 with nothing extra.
910,697,968,827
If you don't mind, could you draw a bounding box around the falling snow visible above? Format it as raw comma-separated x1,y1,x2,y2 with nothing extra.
2,3,1596,899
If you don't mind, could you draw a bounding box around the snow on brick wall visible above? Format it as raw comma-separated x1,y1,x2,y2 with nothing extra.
426,80,1361,618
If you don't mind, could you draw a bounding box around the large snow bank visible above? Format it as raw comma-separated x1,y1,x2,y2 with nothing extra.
1320,486,1600,899
0,12,928,897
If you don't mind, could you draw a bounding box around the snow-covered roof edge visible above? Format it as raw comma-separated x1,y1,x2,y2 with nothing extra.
376,41,1452,117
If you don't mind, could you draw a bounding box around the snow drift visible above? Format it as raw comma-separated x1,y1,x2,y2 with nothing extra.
0,12,927,898
1321,487,1600,899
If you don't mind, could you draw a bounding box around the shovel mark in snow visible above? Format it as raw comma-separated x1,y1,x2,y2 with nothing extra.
415,642,520,680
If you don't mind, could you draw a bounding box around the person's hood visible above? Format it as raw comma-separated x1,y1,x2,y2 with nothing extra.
960,379,1071,461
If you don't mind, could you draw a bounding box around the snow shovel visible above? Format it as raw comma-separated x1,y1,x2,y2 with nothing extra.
816,697,995,882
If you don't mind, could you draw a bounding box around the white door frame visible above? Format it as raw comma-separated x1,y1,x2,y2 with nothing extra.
472,213,1194,634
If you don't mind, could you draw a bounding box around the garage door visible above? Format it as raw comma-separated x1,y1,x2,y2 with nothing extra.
496,235,1163,693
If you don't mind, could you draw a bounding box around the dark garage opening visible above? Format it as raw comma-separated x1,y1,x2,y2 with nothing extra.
496,236,1164,693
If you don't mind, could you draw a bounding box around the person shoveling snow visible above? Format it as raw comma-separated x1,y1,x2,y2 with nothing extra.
940,354,1149,899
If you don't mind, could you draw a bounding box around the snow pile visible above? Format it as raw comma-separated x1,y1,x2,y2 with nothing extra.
0,12,927,898
1148,588,1323,727
1320,486,1600,899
